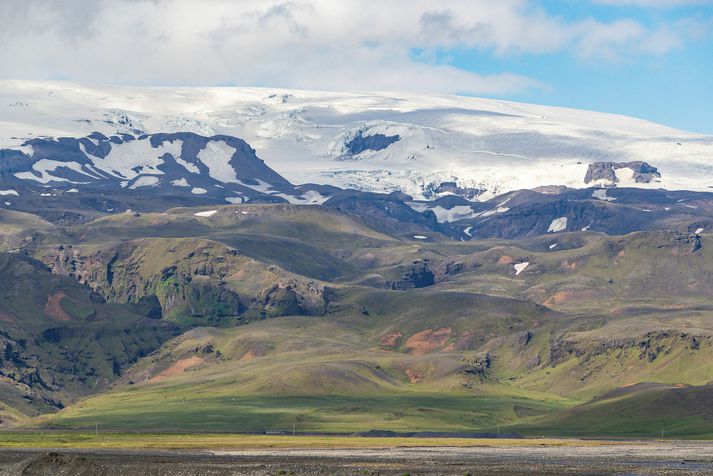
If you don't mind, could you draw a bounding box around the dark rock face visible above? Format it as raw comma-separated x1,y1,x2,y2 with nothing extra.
254,280,331,317
547,331,708,367
388,261,435,290
584,161,660,185
431,181,486,200
654,232,702,255
325,190,438,236
435,187,713,241
0,253,179,414
345,131,400,155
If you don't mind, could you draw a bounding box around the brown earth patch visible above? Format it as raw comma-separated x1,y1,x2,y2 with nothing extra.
617,250,626,257
380,331,403,348
240,351,256,361
543,291,572,307
405,369,422,384
543,289,596,308
447,333,477,351
0,312,17,323
44,292,72,321
405,327,452,356
498,255,513,265
150,356,206,383
561,260,578,271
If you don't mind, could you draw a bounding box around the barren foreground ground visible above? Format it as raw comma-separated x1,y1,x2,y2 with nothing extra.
0,440,713,475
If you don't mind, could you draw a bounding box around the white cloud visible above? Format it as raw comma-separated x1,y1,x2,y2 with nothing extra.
593,0,713,6
0,0,705,93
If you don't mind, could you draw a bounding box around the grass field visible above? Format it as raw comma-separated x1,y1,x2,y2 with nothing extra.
37,392,570,434
0,432,635,450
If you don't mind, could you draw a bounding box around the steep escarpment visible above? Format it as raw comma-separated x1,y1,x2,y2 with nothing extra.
0,253,178,419
36,238,332,325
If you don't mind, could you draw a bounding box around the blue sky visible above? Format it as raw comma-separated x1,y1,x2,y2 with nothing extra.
446,1,713,133
1,0,711,133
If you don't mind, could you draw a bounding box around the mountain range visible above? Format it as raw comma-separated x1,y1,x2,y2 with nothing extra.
0,81,712,437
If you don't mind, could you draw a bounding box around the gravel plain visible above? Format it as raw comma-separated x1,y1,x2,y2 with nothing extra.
1,440,713,475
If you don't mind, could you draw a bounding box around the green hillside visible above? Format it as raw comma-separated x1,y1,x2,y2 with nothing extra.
2,203,713,435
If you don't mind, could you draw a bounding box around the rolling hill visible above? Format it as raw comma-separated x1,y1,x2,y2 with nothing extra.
1,82,713,437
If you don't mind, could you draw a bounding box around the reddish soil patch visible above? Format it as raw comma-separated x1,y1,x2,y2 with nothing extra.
44,292,72,321
498,255,514,265
405,369,422,384
150,356,205,383
405,327,452,356
617,250,626,258
0,312,17,323
380,332,403,348
240,350,256,361
543,290,596,308
446,332,477,351
543,291,571,307
561,260,578,271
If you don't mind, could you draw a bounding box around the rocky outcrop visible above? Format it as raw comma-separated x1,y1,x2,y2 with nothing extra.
253,280,331,317
654,231,702,255
584,161,660,185
547,331,707,366
459,352,493,383
39,241,245,325
431,181,486,200
344,130,400,155
387,260,435,290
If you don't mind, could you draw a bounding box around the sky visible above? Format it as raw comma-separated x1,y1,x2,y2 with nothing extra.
0,0,711,133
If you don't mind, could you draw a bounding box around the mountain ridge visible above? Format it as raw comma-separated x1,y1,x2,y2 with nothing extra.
2,80,712,200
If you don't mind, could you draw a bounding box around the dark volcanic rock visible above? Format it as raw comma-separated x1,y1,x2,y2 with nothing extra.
344,130,400,155
5,452,109,476
430,181,486,200
388,260,435,290
584,161,660,185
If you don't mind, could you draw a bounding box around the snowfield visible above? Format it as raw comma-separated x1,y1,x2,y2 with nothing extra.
548,217,568,233
1,81,712,200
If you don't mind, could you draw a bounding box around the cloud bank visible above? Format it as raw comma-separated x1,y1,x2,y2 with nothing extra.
0,0,708,94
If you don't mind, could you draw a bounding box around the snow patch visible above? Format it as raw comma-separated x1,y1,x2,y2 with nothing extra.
15,160,94,184
92,139,179,180
695,227,704,235
514,262,530,276
480,206,510,218
171,178,189,187
413,235,428,240
549,243,558,250
197,140,239,183
175,158,199,174
226,196,247,204
129,175,160,189
464,226,474,237
0,190,18,196
592,188,616,201
191,187,208,195
547,217,568,233
430,205,478,223
194,210,218,217
274,190,329,205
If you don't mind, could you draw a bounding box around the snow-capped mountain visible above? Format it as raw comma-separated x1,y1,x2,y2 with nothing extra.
0,131,333,205
2,80,712,201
